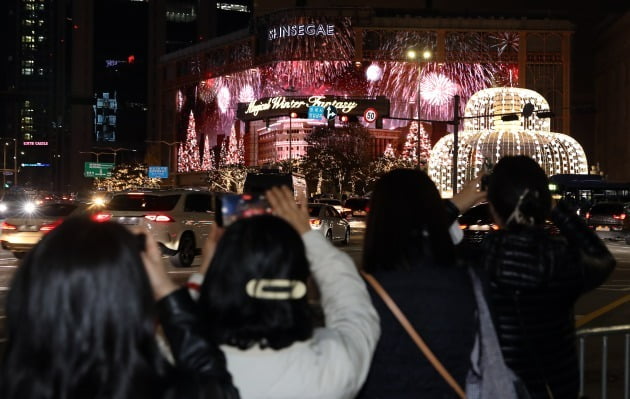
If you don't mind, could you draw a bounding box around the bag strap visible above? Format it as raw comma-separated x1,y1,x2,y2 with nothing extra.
361,271,467,399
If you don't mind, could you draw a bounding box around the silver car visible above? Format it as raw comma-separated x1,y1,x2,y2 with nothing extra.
94,189,216,267
0,201,90,258
307,203,350,245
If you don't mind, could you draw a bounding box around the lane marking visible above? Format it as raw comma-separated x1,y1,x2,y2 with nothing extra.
575,294,630,328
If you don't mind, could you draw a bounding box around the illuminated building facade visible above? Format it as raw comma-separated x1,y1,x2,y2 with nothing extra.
429,87,588,196
154,7,574,175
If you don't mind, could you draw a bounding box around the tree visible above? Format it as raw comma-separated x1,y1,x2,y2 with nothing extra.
207,165,251,193
178,110,201,172
93,163,161,192
201,134,214,171
302,123,372,196
400,121,430,165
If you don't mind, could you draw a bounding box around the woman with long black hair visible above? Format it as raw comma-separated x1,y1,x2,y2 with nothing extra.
0,216,239,399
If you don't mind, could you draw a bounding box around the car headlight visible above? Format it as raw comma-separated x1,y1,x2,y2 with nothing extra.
23,202,36,214
0,203,7,213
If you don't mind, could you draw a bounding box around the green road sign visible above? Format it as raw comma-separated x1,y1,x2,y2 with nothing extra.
84,162,115,178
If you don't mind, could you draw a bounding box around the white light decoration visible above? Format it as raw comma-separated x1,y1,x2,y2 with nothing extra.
428,87,588,197
217,86,231,113
366,64,383,82
239,84,255,103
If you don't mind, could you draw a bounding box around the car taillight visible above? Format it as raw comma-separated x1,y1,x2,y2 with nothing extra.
310,218,322,227
459,224,468,230
1,222,17,230
491,224,500,230
613,214,626,220
40,219,62,232
93,212,112,222
144,214,174,222
585,212,591,219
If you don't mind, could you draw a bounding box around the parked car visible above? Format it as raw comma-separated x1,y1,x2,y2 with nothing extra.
315,198,344,213
0,191,39,219
457,202,499,246
342,197,370,229
307,203,350,245
584,202,630,241
93,189,216,267
0,201,90,258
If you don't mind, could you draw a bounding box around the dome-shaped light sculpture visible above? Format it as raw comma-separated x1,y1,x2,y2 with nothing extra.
428,87,588,197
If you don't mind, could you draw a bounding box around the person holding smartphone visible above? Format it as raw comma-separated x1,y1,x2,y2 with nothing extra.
189,186,380,399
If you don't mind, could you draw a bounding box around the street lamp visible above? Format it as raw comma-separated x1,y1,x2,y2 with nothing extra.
79,151,116,162
95,147,137,164
1,139,18,190
407,48,432,169
289,112,297,172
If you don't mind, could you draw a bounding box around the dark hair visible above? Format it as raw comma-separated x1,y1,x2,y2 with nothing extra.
363,168,455,272
198,214,313,350
0,216,166,399
487,155,551,228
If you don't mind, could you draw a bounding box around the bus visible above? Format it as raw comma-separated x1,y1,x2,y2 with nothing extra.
548,174,630,215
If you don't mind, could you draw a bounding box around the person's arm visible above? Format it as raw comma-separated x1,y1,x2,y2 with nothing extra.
448,174,487,218
266,186,380,393
551,200,616,291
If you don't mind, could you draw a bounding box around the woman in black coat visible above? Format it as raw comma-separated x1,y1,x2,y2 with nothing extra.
481,156,616,398
358,168,479,398
0,216,239,399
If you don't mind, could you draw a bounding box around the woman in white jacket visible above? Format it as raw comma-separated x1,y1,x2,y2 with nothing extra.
191,186,380,399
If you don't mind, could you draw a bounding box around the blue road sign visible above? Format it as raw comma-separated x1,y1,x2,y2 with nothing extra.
324,105,338,120
148,166,169,179
308,106,324,120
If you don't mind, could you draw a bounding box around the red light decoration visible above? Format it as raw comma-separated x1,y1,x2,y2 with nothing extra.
128,55,135,64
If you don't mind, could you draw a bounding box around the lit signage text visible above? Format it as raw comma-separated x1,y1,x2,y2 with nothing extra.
268,24,334,41
23,141,48,146
244,96,358,117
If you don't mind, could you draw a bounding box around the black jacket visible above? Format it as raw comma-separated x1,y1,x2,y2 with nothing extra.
480,202,615,399
156,288,240,399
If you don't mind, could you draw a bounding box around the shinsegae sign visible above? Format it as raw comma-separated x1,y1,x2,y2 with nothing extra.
268,24,335,40
236,96,391,122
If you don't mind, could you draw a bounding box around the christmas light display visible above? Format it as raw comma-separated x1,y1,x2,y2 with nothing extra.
428,87,588,196
400,121,430,163
177,111,201,172
201,134,214,171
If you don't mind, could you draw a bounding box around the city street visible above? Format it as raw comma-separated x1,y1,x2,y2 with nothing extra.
0,229,626,397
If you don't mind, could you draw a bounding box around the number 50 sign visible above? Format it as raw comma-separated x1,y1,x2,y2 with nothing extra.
363,108,378,123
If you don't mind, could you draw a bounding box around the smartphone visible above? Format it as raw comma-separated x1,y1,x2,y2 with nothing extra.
215,193,272,227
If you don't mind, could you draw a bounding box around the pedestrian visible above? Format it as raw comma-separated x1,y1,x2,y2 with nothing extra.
357,168,482,398
191,186,380,399
0,216,239,399
480,155,616,398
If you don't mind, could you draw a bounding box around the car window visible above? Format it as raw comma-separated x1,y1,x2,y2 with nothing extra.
308,205,322,217
107,194,180,211
184,193,214,212
37,203,80,217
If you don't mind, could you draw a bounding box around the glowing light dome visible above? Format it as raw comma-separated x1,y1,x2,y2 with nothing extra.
428,87,588,196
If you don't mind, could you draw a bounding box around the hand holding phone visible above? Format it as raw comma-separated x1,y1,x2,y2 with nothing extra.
215,193,272,227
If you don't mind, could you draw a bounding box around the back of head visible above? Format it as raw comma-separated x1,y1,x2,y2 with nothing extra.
487,155,551,228
199,214,313,350
1,216,161,399
363,168,454,272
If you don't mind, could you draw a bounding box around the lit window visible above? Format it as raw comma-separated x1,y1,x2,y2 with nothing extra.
38,36,45,42
23,19,34,26
21,68,33,75
22,36,35,43
217,3,249,12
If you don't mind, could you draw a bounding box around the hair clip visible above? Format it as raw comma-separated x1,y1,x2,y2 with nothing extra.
245,279,307,300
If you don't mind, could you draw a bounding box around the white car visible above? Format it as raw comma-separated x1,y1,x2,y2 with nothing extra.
307,203,350,245
1,202,90,258
93,189,216,267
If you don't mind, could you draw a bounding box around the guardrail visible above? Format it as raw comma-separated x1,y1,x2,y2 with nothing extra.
577,325,630,399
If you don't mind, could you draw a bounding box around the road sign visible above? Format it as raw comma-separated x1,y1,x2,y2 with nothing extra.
148,166,169,179
324,105,338,120
308,106,324,120
363,107,378,123
84,162,114,178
